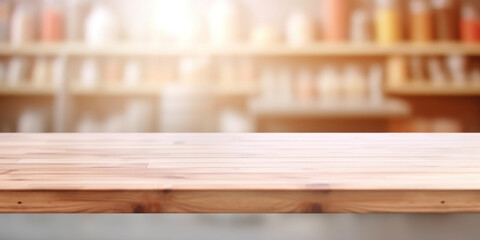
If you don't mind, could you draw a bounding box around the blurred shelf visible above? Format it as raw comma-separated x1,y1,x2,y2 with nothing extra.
216,84,259,96
1,42,480,56
387,84,480,96
0,84,55,96
0,84,257,97
71,85,162,96
250,99,410,118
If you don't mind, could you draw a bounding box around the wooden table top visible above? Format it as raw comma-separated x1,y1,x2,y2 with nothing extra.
1,133,480,213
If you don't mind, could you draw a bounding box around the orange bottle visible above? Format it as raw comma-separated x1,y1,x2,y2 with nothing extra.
460,3,480,42
40,0,63,42
322,0,349,42
409,0,434,42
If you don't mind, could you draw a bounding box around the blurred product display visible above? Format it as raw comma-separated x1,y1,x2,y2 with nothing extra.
0,0,480,133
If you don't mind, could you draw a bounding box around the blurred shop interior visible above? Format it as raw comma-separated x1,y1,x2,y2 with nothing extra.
0,0,480,133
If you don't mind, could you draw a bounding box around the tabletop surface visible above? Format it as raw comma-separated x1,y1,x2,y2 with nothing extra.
1,133,480,213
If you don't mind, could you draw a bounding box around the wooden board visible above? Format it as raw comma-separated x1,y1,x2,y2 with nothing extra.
2,42,480,56
1,133,480,213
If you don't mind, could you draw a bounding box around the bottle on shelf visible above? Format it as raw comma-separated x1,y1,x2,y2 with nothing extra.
409,0,434,42
285,10,316,46
103,57,123,86
258,66,276,104
0,0,11,42
6,57,29,86
374,0,402,44
144,57,162,86
386,56,408,87
123,59,142,87
295,68,316,104
409,56,427,84
79,58,99,88
237,57,257,83
250,24,281,45
368,64,384,105
277,68,293,104
427,57,448,86
460,2,480,43
84,2,118,45
446,54,467,86
343,64,368,103
317,65,341,104
432,0,458,41
32,57,51,86
10,3,34,45
217,57,237,87
350,8,373,43
65,0,82,41
40,0,64,42
208,0,244,45
219,107,251,133
322,0,349,42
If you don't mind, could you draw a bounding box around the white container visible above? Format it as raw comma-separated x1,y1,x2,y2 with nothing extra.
317,65,341,103
79,58,99,88
6,57,28,86
10,4,34,44
368,64,384,105
219,108,252,132
250,24,281,45
286,10,316,46
84,3,118,45
446,55,467,86
259,66,276,104
343,64,368,102
208,0,243,45
32,57,50,86
350,9,372,43
123,59,142,86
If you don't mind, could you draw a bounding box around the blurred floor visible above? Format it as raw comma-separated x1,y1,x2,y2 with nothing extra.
1,214,480,240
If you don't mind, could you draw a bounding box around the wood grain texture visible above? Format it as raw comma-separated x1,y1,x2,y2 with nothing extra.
1,133,480,213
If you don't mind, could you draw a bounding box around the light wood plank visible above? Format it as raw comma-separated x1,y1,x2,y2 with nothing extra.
1,133,480,213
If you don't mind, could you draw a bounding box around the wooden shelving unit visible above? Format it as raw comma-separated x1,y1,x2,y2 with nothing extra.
0,84,55,96
1,42,479,132
250,99,410,118
0,83,258,97
0,42,480,56
387,84,480,96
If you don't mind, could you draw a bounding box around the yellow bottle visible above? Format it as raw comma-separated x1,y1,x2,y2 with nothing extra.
375,0,401,44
